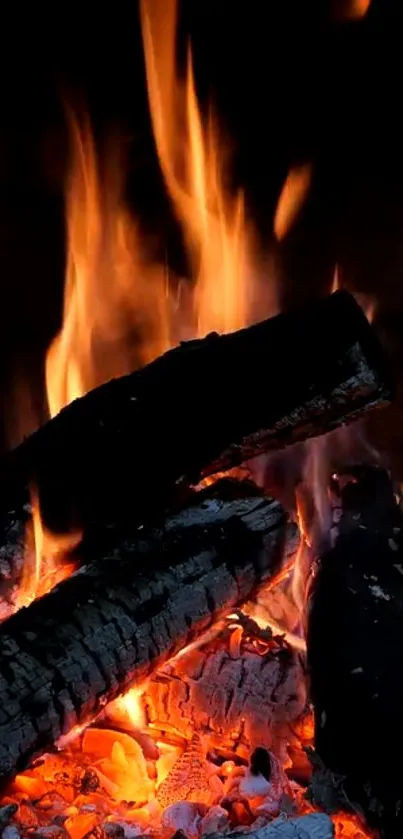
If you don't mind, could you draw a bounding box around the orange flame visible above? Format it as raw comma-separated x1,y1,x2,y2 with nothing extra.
331,265,376,323
274,163,312,241
354,292,376,325
140,0,256,336
109,687,147,730
45,0,271,420
16,487,80,610
331,264,340,293
331,0,371,21
45,113,172,418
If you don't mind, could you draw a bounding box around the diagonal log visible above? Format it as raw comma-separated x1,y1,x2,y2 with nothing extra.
0,480,297,789
0,290,393,536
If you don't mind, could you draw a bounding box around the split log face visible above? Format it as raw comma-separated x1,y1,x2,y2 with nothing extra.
0,479,297,789
307,467,403,839
143,641,306,762
0,290,393,535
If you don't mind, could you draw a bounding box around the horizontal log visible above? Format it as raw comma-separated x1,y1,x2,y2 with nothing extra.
0,479,297,789
0,290,393,535
307,467,403,839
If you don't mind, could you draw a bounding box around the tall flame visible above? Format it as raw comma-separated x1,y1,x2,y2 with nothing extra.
140,0,254,336
45,113,171,418
44,0,266,420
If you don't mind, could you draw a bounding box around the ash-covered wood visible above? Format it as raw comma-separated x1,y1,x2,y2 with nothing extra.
307,466,403,839
0,479,296,789
0,290,393,535
208,813,333,839
142,643,306,762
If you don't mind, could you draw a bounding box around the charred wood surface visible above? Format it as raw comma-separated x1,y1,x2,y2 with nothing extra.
141,644,306,761
307,467,403,839
0,480,296,788
0,291,393,534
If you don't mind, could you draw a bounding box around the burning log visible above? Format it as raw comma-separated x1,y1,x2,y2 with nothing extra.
307,466,403,839
141,637,306,762
0,479,296,789
0,290,393,535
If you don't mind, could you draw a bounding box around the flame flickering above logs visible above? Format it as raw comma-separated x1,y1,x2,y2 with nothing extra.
140,0,257,338
8,487,79,617
0,4,384,837
45,113,172,418
45,0,266,421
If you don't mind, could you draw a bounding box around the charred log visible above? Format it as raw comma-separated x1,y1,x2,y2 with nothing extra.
0,479,296,789
307,466,403,839
0,290,393,535
140,642,306,762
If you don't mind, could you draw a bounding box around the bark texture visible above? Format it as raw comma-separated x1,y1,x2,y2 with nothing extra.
142,643,306,762
307,466,403,839
0,480,297,788
0,290,393,536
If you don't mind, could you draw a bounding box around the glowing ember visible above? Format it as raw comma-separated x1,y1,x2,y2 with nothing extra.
0,3,378,838
0,614,373,839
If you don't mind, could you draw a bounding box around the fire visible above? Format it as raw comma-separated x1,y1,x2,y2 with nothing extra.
331,0,371,21
45,111,172,418
355,292,376,325
331,264,340,293
109,687,147,731
45,0,263,419
14,486,79,611
331,265,376,324
140,0,255,337
3,619,373,839
0,5,379,839
274,164,312,241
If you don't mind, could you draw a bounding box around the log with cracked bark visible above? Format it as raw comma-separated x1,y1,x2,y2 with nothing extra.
0,290,393,537
138,641,306,763
0,479,297,789
307,466,403,839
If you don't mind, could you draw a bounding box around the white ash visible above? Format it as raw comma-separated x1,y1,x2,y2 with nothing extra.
239,772,271,798
146,646,306,759
369,585,391,601
206,813,333,839
199,805,229,835
161,801,203,838
103,823,143,839
2,828,21,839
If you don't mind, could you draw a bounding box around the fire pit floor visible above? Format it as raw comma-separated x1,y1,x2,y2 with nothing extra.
0,607,371,839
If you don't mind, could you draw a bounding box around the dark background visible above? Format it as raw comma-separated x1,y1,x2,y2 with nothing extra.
0,0,402,467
